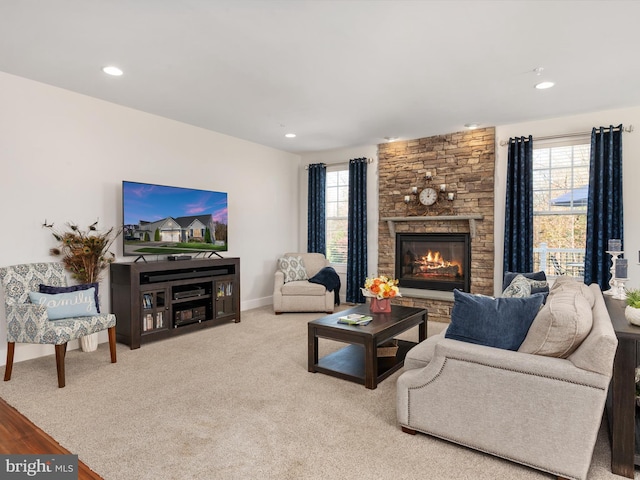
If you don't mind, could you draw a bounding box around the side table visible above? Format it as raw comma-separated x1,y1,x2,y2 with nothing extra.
605,295,639,478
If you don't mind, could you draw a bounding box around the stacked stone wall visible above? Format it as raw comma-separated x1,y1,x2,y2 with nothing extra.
377,128,495,323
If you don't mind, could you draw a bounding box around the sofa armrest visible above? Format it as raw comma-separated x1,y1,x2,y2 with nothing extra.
404,330,446,370
397,336,611,480
273,270,285,293
429,337,611,389
273,270,285,312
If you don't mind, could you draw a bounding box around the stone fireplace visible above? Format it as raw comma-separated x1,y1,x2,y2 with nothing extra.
395,232,471,293
377,128,495,323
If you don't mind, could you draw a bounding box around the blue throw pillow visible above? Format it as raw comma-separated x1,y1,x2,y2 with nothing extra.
445,289,545,351
502,271,549,295
39,282,100,313
29,288,98,320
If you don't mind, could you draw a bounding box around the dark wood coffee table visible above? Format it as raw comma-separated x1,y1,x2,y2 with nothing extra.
308,304,427,389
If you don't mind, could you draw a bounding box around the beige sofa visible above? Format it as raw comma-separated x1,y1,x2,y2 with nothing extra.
273,252,335,314
397,283,617,480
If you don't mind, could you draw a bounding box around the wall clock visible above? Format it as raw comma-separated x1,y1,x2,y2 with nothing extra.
419,187,438,206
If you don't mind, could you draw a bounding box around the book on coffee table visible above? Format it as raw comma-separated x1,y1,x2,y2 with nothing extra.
337,314,373,325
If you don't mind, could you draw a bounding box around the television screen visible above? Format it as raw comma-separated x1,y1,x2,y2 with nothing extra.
122,181,228,257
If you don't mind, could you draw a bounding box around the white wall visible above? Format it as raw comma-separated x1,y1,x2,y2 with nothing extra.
0,71,301,364
495,105,640,295
299,145,379,302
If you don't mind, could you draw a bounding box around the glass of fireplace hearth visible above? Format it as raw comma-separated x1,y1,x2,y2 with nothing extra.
395,233,471,293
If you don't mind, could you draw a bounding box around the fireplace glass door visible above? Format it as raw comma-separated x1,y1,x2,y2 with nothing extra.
395,233,470,292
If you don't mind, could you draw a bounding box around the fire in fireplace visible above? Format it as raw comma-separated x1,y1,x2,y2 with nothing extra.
395,233,471,292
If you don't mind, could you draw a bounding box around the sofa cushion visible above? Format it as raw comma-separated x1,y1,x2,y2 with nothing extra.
277,256,308,283
567,284,618,376
281,280,327,296
502,274,549,298
549,276,595,308
290,253,328,278
39,282,101,313
502,271,549,295
519,282,594,358
28,288,99,320
501,275,532,298
445,290,545,351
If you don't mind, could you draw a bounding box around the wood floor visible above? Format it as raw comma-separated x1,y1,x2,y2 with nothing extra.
0,396,103,479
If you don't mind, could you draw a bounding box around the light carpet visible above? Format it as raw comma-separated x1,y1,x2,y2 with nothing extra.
0,306,634,480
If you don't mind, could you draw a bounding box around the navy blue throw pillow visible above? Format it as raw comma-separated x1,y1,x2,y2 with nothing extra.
445,290,545,351
39,282,100,313
502,271,549,295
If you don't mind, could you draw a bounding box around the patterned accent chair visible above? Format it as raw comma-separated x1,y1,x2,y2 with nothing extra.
0,262,117,388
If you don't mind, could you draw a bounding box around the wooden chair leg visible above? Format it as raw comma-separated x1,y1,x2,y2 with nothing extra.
401,426,417,435
55,343,66,388
108,326,117,363
4,342,15,381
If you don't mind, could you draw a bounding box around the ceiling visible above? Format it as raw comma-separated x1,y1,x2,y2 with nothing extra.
1,0,639,154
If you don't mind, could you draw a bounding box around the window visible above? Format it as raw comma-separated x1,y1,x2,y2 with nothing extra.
532,141,590,278
326,168,349,264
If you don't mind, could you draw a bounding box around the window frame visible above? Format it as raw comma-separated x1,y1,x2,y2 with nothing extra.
532,137,590,279
325,165,349,268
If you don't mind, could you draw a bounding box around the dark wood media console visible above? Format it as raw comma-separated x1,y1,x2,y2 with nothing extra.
605,295,639,478
110,258,240,349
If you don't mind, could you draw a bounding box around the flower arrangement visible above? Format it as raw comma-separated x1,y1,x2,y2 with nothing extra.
43,220,122,283
361,275,401,300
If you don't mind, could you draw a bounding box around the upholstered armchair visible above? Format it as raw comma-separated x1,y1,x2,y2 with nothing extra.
0,262,117,388
273,253,337,314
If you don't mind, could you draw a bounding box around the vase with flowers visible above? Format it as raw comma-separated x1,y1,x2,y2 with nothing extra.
44,220,122,351
361,275,401,313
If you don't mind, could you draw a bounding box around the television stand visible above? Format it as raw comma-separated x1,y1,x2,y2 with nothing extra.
110,257,240,349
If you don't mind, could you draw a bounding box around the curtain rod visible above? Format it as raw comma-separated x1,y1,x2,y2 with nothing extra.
304,157,374,169
499,125,634,146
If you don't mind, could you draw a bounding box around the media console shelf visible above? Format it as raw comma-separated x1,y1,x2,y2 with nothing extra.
110,258,240,349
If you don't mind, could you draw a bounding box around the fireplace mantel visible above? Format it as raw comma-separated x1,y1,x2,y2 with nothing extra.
381,215,483,238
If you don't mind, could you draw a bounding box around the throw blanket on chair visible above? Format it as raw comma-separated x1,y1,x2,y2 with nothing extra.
308,266,341,306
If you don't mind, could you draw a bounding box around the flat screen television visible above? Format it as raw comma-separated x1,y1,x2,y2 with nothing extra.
122,181,228,258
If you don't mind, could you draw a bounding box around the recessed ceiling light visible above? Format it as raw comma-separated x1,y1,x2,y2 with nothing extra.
102,66,123,76
384,136,398,142
535,81,555,90
285,133,296,138
464,123,480,130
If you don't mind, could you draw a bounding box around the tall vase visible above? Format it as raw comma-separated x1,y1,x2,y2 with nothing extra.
80,333,99,352
370,297,391,313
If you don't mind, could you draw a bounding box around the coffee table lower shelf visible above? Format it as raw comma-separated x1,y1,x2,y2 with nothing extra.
314,340,416,387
